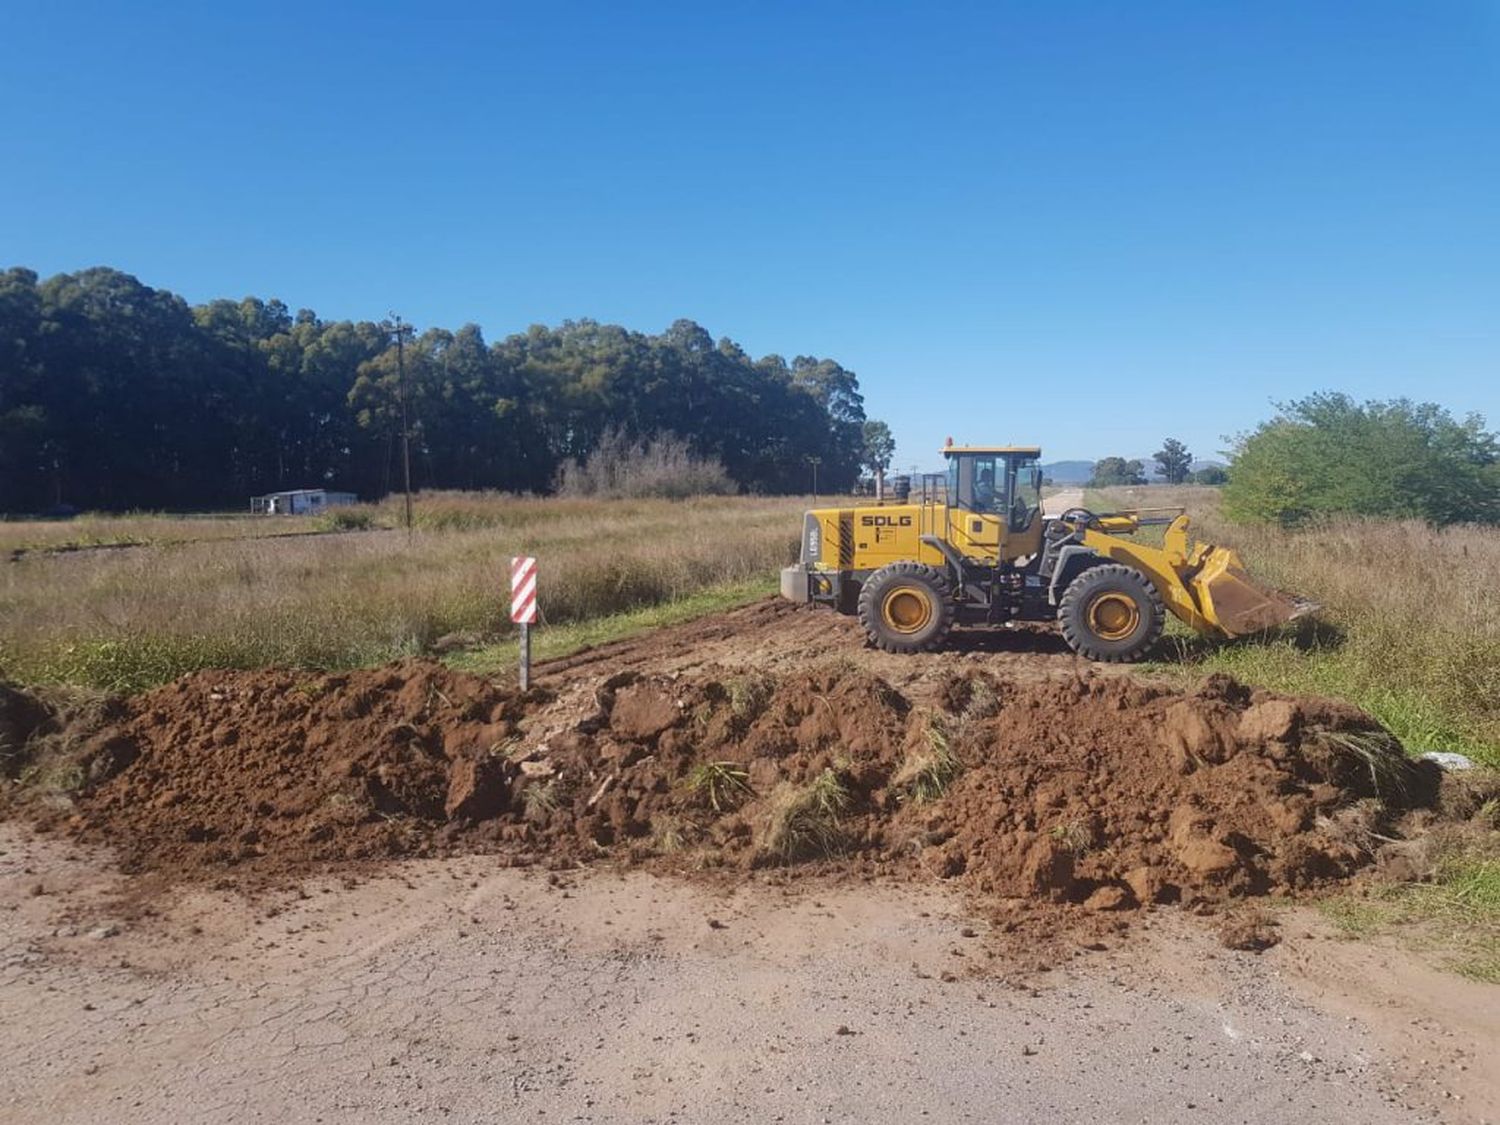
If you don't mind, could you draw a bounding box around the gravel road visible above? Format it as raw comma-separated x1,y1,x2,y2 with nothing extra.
3,826,1491,1124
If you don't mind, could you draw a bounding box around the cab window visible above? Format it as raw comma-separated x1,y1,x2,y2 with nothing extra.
1007,456,1042,531
950,455,1002,514
973,458,1001,512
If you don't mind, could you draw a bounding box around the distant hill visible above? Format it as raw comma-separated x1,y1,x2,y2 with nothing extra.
1041,460,1094,484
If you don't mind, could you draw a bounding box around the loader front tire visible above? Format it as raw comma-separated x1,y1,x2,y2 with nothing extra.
1058,563,1165,663
858,562,954,654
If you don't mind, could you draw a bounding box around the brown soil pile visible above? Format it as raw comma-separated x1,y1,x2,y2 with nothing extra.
8,661,1440,918
1,682,53,776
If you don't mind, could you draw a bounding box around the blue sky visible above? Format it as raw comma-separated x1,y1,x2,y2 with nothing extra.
3,1,1497,470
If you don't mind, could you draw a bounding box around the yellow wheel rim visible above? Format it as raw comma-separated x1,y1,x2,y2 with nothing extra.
882,587,932,634
1087,592,1140,641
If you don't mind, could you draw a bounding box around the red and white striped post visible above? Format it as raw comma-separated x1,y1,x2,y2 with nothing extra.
510,556,538,690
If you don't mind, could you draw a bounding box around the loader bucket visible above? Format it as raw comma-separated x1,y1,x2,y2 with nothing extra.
1190,547,1311,638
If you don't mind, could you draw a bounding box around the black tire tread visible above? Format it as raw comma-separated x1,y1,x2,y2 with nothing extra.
857,561,956,654
1057,563,1166,663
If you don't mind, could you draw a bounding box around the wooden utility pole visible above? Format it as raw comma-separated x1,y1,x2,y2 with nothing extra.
390,313,415,533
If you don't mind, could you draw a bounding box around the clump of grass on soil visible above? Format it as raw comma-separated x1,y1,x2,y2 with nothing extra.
759,768,850,863
521,779,560,821
1047,819,1094,854
1322,729,1420,802
650,814,695,855
896,715,964,804
682,761,753,813
0,681,119,806
727,673,776,723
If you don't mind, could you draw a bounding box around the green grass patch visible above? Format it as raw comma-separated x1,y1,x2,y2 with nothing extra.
446,578,775,676
1320,849,1500,983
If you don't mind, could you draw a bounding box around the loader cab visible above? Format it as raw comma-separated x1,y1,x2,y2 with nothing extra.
942,443,1045,560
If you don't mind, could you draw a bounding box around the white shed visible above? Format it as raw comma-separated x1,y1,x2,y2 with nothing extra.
250,489,358,515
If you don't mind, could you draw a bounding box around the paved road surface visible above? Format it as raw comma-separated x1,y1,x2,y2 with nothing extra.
2,826,1491,1124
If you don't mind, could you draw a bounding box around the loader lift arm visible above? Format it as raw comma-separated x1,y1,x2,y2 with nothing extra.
1057,509,1309,639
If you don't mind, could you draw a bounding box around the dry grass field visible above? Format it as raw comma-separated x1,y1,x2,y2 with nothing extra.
0,493,804,692
0,510,321,553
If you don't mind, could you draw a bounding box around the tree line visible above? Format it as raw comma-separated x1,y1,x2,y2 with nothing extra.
0,266,873,512
1087,439,1215,488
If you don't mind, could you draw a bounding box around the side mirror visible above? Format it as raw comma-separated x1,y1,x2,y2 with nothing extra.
1030,467,1043,492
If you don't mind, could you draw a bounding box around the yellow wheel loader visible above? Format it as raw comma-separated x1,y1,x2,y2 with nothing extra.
780,443,1308,662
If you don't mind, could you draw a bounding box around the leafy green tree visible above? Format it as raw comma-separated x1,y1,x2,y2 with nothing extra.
1222,393,1500,526
1153,438,1192,484
861,420,896,497
1088,457,1147,488
1191,464,1228,485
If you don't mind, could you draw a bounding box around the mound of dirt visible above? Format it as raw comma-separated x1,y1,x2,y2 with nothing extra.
7,660,1442,923
1,681,53,777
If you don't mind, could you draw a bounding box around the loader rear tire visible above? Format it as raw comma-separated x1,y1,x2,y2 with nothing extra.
858,562,954,654
1057,563,1165,663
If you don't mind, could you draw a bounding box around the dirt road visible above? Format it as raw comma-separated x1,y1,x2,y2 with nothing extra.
1043,488,1086,516
2,824,1492,1125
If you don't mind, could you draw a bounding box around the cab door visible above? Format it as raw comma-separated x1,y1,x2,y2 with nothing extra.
998,458,1045,561
944,454,1003,562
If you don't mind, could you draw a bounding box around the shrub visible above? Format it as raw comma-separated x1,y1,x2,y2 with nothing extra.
556,429,735,499
317,508,376,532
1223,394,1500,527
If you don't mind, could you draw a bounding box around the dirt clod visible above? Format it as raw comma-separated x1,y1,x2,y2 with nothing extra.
1218,910,1281,951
